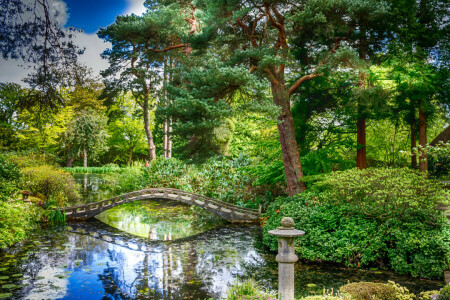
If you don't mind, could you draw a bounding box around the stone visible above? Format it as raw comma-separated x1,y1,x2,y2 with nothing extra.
268,217,305,300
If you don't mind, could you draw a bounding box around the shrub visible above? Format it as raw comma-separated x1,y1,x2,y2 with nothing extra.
0,155,21,201
21,165,80,206
225,279,276,300
438,285,450,300
0,201,42,249
263,169,450,279
311,168,448,219
103,157,272,209
339,282,398,300
6,151,59,168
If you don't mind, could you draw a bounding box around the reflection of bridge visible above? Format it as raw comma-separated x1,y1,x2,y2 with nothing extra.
61,188,260,223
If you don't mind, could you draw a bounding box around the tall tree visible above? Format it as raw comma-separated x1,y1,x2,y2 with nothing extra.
65,111,108,167
98,14,173,161
141,0,389,195
386,0,449,172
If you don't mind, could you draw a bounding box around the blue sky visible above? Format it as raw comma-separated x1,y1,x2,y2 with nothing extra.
0,0,146,84
64,0,129,33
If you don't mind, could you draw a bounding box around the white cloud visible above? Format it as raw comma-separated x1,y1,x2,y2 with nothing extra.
49,0,69,26
0,0,147,85
125,0,146,15
74,32,111,77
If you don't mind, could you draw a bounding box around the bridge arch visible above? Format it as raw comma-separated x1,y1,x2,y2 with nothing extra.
62,188,260,223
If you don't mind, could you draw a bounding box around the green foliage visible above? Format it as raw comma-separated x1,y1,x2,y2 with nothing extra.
225,279,276,300
437,285,450,300
65,110,109,165
263,169,450,279
0,155,21,201
0,201,41,249
21,165,80,206
64,165,121,174
45,207,66,225
6,151,59,168
311,168,448,219
421,142,450,179
102,157,272,209
339,282,398,300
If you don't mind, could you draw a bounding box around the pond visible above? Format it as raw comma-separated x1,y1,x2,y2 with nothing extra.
72,173,114,204
0,199,444,299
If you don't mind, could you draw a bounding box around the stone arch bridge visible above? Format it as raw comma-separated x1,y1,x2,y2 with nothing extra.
61,188,260,223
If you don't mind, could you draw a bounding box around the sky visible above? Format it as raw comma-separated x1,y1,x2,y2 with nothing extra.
0,0,147,84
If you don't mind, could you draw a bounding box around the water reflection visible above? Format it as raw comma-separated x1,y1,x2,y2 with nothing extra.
95,200,223,241
72,173,113,204
0,222,444,300
0,199,445,299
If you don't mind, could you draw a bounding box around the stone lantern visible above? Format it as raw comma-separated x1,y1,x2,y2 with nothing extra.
268,217,305,300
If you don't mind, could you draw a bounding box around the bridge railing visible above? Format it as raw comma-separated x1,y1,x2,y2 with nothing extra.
62,188,260,218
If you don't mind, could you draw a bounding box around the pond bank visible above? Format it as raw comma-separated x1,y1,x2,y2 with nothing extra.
0,200,445,299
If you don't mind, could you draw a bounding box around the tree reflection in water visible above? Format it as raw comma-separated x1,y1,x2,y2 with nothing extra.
0,201,443,299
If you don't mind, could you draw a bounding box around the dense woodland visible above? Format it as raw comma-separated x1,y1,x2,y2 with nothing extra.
0,0,449,284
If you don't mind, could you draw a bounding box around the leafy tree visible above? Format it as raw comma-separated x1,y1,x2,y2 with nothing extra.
0,0,82,111
385,0,449,172
107,94,147,165
65,111,108,167
98,14,168,161
0,82,24,149
142,0,390,195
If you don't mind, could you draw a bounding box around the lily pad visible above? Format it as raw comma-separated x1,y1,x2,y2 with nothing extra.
11,274,23,277
0,268,7,272
0,293,12,299
62,243,72,247
1,284,16,289
74,247,84,251
82,267,92,272
35,276,45,280
66,226,73,231
307,283,317,288
55,274,70,279
0,277,8,280
374,271,383,274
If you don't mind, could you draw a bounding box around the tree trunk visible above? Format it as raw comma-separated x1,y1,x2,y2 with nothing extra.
83,143,87,168
356,116,367,169
271,80,306,196
167,57,173,158
143,95,156,161
418,105,427,172
128,146,134,165
163,57,168,158
66,158,73,168
411,122,417,169
356,39,367,169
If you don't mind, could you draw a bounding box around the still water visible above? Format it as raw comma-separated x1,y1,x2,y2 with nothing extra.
72,173,113,204
0,199,444,299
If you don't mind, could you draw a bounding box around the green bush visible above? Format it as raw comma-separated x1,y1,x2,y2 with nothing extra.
0,201,41,249
103,157,273,209
438,285,450,300
339,282,398,300
225,279,276,300
0,155,21,201
339,281,438,300
21,165,80,206
6,151,59,168
263,168,450,279
424,142,450,180
311,168,448,219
